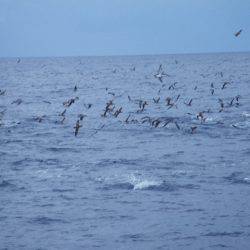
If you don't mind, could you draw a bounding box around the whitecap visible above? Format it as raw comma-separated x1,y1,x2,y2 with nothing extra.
133,180,160,190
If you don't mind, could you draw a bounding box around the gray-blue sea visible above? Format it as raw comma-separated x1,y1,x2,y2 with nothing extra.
0,52,250,250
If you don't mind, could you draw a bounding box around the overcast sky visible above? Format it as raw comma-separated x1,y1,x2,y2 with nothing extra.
0,0,249,57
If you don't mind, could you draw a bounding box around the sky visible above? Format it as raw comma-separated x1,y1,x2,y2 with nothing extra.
0,0,249,57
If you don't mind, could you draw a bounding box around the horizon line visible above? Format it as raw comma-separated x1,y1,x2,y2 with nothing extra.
0,50,250,60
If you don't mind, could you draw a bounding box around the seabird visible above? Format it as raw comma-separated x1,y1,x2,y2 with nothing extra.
218,98,224,112
141,116,151,124
34,115,46,123
191,126,197,134
63,97,79,107
114,107,122,117
229,97,235,106
174,121,180,130
153,97,160,103
108,92,115,96
78,114,86,121
74,120,82,136
184,99,193,106
60,117,66,124
102,100,114,117
234,29,242,37
169,82,178,90
221,82,230,89
11,98,22,105
60,109,67,116
162,120,172,127
0,90,6,96
154,64,169,82
74,85,77,92
125,114,131,123
197,112,205,123
152,119,161,128
84,103,92,109
166,97,172,106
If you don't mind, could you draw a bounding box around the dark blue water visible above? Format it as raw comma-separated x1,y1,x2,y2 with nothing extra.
0,53,250,249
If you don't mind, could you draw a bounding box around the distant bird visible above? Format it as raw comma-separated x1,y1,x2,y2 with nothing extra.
60,117,66,124
166,97,172,106
74,120,82,136
221,82,230,89
141,116,151,124
11,98,22,105
152,119,161,128
0,109,6,120
0,90,6,96
125,114,131,123
175,94,181,102
78,114,86,121
234,29,242,37
74,85,77,92
102,100,114,117
184,99,193,106
84,103,92,109
17,58,21,63
137,101,148,112
174,121,180,130
154,64,169,82
108,92,115,96
169,82,178,90
114,107,122,117
218,98,224,112
229,97,235,106
210,83,215,95
153,97,160,103
34,115,45,123
63,97,79,107
191,126,197,134
162,120,172,127
60,109,67,117
235,95,240,106
197,112,206,123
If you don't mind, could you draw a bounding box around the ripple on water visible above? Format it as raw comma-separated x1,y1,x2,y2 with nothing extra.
102,180,199,192
29,216,67,225
202,231,243,237
224,172,250,185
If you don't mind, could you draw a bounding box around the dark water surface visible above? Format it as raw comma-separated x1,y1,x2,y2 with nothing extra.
0,53,250,249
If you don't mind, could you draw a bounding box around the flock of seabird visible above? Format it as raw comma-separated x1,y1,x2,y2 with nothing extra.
0,29,244,136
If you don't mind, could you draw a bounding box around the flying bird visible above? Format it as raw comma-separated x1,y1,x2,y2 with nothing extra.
234,29,242,37
74,120,82,136
154,64,169,82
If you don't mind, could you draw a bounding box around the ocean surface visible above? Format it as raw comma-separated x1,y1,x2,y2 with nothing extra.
0,52,250,249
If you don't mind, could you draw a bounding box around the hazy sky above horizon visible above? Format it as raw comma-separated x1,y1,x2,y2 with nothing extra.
0,0,249,57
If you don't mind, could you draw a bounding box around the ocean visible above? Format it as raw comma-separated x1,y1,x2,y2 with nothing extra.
0,52,250,249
